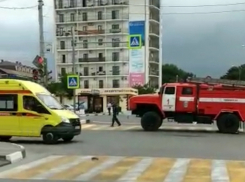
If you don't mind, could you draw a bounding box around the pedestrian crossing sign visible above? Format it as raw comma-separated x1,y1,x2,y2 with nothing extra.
67,75,79,89
128,34,142,49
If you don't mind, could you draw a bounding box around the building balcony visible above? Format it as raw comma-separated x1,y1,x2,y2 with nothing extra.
149,58,159,64
149,29,159,37
55,0,129,10
56,28,128,37
149,0,160,9
149,70,159,76
78,57,105,63
149,15,160,23
57,42,128,51
149,43,159,50
79,71,128,77
80,83,131,89
56,14,129,24
57,59,129,65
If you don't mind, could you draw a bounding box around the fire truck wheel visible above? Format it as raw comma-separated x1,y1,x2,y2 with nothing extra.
141,111,161,131
217,113,239,134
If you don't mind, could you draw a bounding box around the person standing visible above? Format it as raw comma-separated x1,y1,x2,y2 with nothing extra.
111,103,121,127
107,102,112,115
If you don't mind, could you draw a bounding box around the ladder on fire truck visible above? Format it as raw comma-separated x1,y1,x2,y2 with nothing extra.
187,76,245,88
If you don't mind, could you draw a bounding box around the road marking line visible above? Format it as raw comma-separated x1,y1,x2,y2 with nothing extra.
122,126,140,130
226,161,245,181
116,158,153,181
10,155,78,179
164,158,190,182
0,155,63,178
211,160,229,182
49,156,109,180
33,156,92,179
82,124,96,129
92,126,110,130
90,157,142,181
183,159,211,182
137,158,176,182
74,156,124,181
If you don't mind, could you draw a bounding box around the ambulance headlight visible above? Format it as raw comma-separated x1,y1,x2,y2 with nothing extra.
61,117,70,123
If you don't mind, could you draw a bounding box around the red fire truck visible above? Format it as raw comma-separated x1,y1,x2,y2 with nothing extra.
129,77,245,134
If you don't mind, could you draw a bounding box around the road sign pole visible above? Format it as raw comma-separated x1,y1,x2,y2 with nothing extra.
71,27,76,112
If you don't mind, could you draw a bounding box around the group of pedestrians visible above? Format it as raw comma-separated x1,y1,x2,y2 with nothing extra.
107,102,121,127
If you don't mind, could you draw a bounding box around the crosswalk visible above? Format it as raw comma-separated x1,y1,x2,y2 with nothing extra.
82,124,217,132
0,155,244,181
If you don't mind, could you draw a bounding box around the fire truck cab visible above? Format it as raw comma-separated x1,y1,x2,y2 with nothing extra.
129,77,245,134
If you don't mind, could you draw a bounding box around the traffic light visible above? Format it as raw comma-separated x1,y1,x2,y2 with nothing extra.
32,69,39,81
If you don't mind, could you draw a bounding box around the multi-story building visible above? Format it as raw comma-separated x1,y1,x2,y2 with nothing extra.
53,0,161,113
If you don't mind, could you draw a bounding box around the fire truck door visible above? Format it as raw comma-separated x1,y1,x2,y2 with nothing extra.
162,86,176,111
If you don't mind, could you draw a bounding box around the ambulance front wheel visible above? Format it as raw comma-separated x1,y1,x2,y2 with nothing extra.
42,132,59,144
141,111,162,131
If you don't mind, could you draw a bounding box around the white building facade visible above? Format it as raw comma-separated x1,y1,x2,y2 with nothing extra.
53,0,161,90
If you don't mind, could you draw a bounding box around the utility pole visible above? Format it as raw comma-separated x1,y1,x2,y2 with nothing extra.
38,0,47,86
71,27,76,112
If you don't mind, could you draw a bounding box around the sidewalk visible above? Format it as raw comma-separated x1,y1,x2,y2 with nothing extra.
0,142,26,167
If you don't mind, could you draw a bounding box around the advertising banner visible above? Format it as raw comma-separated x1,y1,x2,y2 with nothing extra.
128,21,145,86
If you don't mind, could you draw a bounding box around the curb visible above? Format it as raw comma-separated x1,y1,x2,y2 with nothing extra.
0,143,26,166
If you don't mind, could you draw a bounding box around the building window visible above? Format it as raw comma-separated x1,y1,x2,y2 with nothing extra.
70,0,76,7
112,38,120,47
83,53,88,61
112,52,119,61
98,25,102,30
59,14,64,22
70,13,75,21
82,26,87,32
83,40,88,48
112,24,119,29
60,41,65,49
84,80,89,88
112,66,120,75
58,0,63,8
112,80,120,88
98,11,102,20
98,66,103,72
62,55,66,63
82,12,87,21
98,39,103,45
112,10,119,19
61,68,66,75
98,53,103,61
0,94,17,111
84,67,89,76
99,80,103,88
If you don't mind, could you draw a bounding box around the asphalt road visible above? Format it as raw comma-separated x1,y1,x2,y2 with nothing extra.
0,128,245,182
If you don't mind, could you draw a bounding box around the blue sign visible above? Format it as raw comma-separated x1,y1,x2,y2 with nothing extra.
129,21,145,46
67,75,79,89
128,34,141,49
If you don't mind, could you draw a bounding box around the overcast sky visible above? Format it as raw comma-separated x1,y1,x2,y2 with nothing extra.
0,0,245,78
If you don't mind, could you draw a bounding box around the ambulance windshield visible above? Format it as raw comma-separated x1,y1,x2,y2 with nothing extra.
37,94,64,110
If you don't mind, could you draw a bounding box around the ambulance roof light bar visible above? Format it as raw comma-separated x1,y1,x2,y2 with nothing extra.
187,77,245,87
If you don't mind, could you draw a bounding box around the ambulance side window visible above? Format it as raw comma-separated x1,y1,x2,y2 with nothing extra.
182,87,193,95
0,94,17,111
23,96,49,114
165,87,175,94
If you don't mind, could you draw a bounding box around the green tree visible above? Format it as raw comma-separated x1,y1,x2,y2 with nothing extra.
46,82,67,103
220,64,245,80
133,84,156,95
46,73,74,102
162,64,194,84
